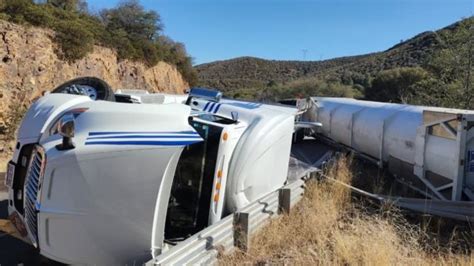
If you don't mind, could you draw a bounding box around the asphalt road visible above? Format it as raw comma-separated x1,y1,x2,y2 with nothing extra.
0,172,57,265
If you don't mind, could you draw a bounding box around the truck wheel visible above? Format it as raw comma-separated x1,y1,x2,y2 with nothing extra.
51,77,115,102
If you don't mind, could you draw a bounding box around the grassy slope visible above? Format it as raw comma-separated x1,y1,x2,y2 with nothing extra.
220,157,473,265
196,19,464,92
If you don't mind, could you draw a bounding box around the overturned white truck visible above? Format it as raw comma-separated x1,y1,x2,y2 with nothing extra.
5,78,296,264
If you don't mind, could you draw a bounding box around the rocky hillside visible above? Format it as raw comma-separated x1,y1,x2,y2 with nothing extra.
196,18,468,93
0,20,189,151
0,19,188,97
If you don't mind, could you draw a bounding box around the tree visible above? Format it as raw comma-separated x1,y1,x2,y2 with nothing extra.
365,67,429,103
46,0,87,12
1,0,33,24
100,0,162,41
424,18,474,108
54,20,94,61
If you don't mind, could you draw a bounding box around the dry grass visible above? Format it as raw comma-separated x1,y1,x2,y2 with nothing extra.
220,157,473,265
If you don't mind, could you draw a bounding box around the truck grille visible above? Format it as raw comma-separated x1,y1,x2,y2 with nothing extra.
23,146,45,247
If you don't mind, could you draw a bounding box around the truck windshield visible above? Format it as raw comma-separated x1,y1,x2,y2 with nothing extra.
165,120,222,241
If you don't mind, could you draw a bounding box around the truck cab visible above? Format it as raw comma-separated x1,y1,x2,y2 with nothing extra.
5,80,296,264
164,113,247,242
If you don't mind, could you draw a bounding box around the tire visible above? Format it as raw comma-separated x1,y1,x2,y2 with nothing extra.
51,77,115,102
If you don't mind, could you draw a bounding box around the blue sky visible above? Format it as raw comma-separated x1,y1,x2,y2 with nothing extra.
87,0,473,65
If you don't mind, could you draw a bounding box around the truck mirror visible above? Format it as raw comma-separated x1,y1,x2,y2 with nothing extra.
56,113,75,150
231,111,239,121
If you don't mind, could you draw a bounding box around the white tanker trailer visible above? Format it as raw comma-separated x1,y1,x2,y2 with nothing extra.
4,78,296,264
298,97,474,202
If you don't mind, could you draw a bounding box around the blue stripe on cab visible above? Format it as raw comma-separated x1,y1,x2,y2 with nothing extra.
85,140,201,146
87,135,202,140
201,101,223,113
210,103,216,113
88,131,198,136
208,102,215,112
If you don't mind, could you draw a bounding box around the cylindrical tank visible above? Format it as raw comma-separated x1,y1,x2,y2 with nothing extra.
312,97,421,163
302,97,474,201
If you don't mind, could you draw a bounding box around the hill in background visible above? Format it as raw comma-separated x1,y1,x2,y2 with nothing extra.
196,30,437,88
196,17,473,109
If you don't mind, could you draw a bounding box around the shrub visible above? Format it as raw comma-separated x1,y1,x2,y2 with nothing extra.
0,13,9,21
54,20,94,61
1,0,30,24
46,0,87,12
365,67,429,103
22,3,54,26
100,0,162,41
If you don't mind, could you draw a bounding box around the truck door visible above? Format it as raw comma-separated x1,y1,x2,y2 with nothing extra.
164,120,223,240
164,116,244,241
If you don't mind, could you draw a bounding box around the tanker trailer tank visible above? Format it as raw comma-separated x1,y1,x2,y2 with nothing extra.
299,97,474,202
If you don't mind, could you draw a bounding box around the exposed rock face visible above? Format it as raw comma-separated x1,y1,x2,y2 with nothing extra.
0,20,189,153
0,19,188,123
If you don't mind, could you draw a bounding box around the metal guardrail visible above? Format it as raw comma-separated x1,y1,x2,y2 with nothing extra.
146,178,306,265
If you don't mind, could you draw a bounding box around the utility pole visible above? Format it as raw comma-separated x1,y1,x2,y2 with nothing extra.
301,49,308,60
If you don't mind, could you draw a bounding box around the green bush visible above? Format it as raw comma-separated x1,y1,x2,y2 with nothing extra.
2,0,30,24
365,67,429,103
24,4,55,26
54,20,94,61
0,13,9,21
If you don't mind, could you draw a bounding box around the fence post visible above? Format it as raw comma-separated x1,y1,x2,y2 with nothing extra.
233,212,249,252
278,188,291,214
